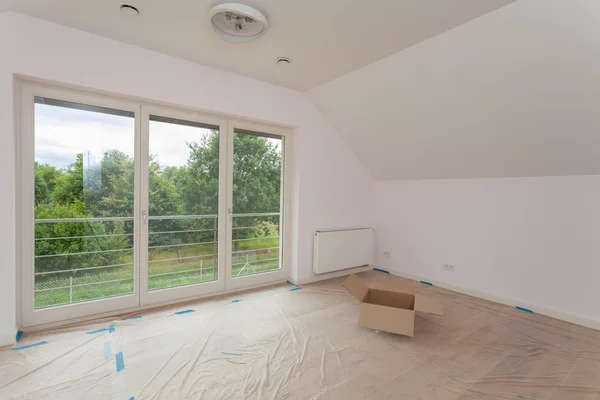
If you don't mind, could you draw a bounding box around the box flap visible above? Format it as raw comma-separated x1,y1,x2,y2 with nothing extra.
369,281,415,295
414,294,443,316
343,274,369,302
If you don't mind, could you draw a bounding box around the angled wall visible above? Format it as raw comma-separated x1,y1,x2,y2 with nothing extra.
311,0,600,180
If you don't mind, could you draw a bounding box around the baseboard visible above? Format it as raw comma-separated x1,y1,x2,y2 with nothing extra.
388,268,600,331
291,265,372,285
0,329,17,347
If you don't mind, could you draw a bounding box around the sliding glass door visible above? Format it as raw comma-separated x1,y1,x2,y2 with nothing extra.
20,83,289,328
20,85,142,327
139,106,227,305
225,122,288,290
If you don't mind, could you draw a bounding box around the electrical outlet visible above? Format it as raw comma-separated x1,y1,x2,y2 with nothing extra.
383,251,391,258
444,264,455,272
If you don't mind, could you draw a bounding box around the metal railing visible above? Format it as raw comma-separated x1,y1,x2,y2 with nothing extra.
33,213,281,308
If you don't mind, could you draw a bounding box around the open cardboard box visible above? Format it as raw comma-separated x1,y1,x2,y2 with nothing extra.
343,274,443,337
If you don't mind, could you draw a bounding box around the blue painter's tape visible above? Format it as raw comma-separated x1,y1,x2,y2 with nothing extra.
121,315,141,321
15,330,23,342
87,328,110,335
104,342,112,360
175,309,195,315
108,324,115,334
12,341,48,351
231,299,241,303
290,287,302,291
420,281,433,286
516,306,533,313
373,268,390,274
129,397,135,400
286,280,298,287
115,352,125,373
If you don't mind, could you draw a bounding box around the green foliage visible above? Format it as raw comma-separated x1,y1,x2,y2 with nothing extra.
34,162,63,206
87,149,135,217
180,133,220,215
34,131,282,283
52,154,84,206
34,201,130,273
232,134,281,214
34,173,50,206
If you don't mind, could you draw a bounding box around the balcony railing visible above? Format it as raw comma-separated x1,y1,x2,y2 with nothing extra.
34,213,280,308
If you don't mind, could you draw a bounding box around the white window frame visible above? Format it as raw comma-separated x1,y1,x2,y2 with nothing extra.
139,104,228,306
17,79,293,329
19,83,142,328
225,119,292,291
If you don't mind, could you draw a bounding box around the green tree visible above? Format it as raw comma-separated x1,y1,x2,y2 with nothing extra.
34,174,50,206
83,150,135,218
179,132,282,252
34,163,62,206
232,133,281,214
147,155,187,257
51,154,84,209
34,201,130,273
33,130,282,275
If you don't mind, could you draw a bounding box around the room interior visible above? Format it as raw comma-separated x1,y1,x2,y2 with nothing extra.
1,0,600,398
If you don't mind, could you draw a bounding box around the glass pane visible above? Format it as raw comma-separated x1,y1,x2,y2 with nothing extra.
148,116,219,290
34,97,135,309
231,130,283,278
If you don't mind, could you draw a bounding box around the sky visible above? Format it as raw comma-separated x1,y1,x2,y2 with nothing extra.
35,103,215,169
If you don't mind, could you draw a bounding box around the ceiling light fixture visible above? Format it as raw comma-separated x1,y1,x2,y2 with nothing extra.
120,4,140,16
276,57,292,65
209,3,268,43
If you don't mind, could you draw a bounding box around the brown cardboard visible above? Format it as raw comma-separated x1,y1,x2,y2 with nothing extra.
359,303,415,337
342,273,369,302
414,294,444,316
343,274,443,337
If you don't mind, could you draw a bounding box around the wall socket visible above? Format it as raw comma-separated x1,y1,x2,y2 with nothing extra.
382,251,391,258
444,264,455,272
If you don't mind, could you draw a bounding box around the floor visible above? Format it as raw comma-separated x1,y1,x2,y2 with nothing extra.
1,270,600,399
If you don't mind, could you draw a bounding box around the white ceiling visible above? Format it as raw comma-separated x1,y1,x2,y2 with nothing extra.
310,0,600,180
0,0,515,91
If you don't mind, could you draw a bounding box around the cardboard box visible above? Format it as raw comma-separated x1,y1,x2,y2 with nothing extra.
343,274,443,337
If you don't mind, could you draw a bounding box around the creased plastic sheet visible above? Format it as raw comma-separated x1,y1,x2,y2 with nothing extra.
1,271,600,399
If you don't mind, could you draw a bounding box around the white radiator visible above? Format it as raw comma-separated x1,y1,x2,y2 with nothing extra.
313,227,374,274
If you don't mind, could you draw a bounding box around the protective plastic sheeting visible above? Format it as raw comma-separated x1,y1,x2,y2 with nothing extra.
1,271,600,399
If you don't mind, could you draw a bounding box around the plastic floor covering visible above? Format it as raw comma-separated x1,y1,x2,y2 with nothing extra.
1,270,600,399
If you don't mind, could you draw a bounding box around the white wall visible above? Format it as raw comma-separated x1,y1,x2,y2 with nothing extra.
375,176,600,325
307,0,600,329
0,12,375,343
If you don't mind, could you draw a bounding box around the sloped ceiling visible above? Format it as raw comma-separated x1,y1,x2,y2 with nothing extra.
0,0,515,91
310,0,600,180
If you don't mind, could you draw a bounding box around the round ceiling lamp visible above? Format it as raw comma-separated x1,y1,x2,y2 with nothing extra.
120,4,140,16
209,3,268,43
276,57,292,66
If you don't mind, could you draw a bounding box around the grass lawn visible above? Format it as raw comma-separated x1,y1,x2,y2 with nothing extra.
34,236,280,308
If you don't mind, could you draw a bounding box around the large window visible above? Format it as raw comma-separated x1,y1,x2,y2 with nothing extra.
33,98,136,308
147,116,220,290
20,82,290,328
231,129,283,278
